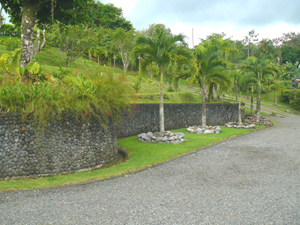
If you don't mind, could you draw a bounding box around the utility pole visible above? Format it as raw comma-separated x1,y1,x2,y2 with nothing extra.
192,28,194,49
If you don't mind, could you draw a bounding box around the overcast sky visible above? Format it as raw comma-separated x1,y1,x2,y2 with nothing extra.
2,0,299,47
101,0,300,47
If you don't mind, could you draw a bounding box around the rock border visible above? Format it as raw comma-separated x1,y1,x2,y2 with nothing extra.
138,131,186,144
187,126,221,134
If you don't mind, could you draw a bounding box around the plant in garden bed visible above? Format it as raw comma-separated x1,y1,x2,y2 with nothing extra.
0,66,133,131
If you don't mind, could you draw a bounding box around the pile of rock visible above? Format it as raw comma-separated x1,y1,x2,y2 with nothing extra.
137,131,186,144
224,122,256,129
187,126,221,134
245,114,273,126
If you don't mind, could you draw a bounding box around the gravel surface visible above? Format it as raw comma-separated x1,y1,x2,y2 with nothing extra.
1,116,299,224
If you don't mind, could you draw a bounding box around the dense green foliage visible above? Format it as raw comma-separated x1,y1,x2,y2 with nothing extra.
0,24,21,37
0,65,132,130
281,89,300,110
1,0,93,27
88,1,133,30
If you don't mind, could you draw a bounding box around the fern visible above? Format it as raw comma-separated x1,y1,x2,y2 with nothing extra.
26,62,40,75
0,48,21,73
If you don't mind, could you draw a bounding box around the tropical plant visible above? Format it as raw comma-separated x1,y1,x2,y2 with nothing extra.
286,61,300,88
0,48,21,73
136,28,191,133
235,72,256,124
194,41,230,127
243,57,277,122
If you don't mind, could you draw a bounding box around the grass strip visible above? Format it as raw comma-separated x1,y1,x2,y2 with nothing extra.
0,126,264,192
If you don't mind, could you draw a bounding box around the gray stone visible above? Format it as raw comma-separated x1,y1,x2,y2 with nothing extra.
197,129,204,134
146,132,153,139
162,136,168,142
204,130,212,134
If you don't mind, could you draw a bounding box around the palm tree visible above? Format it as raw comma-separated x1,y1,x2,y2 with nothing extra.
235,72,256,124
194,42,231,127
136,28,191,133
243,57,277,122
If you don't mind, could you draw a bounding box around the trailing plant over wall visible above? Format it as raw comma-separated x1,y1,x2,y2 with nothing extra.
0,65,133,132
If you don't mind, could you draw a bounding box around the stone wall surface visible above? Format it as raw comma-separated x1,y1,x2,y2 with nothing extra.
0,113,118,179
0,103,243,178
116,103,244,138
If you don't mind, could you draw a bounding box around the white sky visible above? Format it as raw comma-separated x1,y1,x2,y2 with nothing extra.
101,0,300,47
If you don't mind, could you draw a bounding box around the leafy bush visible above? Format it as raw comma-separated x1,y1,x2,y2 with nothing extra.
0,24,21,37
0,66,133,131
281,89,300,110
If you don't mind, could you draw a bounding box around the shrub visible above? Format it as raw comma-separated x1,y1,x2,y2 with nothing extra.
281,89,300,110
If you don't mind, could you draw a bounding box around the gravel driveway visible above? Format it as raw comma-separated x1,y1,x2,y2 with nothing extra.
1,116,299,224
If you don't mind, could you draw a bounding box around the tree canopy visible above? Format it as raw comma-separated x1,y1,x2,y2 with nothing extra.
88,1,133,30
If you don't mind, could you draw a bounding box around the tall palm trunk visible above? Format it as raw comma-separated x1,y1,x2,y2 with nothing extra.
247,87,249,100
256,83,261,122
251,86,254,115
235,81,238,102
201,82,207,127
238,92,242,125
159,72,165,133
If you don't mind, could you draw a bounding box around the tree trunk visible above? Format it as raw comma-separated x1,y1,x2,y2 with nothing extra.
247,46,250,58
238,93,242,125
251,86,254,115
159,72,165,133
275,91,278,105
178,79,181,92
39,29,46,50
21,0,36,75
208,84,213,103
247,87,249,100
34,28,40,55
113,53,116,68
201,83,207,128
256,83,261,123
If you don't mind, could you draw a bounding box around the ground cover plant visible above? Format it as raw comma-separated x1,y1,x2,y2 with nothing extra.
0,125,264,192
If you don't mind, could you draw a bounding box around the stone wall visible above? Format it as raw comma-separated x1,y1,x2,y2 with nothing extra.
116,103,244,138
0,103,243,178
0,113,118,179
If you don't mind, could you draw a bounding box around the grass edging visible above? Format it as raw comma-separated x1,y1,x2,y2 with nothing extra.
0,125,270,193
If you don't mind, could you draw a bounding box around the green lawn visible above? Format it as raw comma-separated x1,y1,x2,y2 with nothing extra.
0,126,264,192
